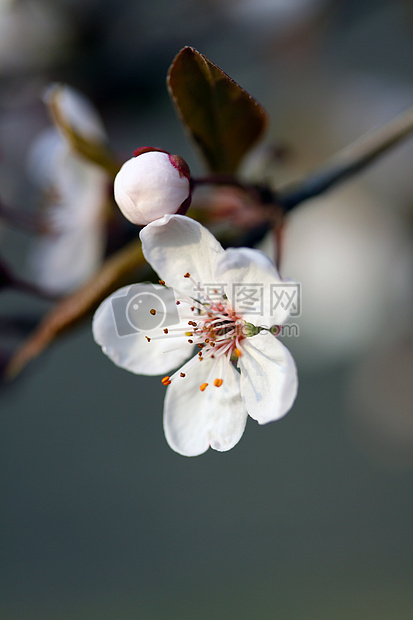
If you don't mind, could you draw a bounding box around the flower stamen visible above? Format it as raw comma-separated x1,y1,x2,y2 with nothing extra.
147,281,247,394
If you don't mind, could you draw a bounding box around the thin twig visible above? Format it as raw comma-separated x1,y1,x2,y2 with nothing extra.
193,106,413,213
191,175,261,200
6,238,144,379
277,105,413,211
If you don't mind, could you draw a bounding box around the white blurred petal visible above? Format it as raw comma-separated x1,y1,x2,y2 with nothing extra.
0,1,71,74
279,186,412,367
44,83,107,144
27,127,63,188
220,0,328,34
31,225,104,294
27,129,108,293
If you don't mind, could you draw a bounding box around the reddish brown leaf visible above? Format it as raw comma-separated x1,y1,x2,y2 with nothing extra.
167,47,268,174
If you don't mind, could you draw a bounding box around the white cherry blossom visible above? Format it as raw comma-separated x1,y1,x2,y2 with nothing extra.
93,214,298,456
27,85,109,294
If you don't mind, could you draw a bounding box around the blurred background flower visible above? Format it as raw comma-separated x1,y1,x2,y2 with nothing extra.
26,84,110,294
1,1,413,618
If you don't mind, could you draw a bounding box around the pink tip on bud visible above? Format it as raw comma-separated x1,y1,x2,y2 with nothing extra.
133,146,167,157
168,154,191,180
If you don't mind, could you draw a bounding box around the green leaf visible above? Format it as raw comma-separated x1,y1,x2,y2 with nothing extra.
167,47,268,174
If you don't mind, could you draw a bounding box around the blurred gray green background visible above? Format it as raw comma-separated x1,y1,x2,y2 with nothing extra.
1,0,413,618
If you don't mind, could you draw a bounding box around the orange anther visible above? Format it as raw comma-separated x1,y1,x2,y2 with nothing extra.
180,372,186,378
214,379,223,387
184,272,190,278
163,328,168,334
150,309,156,315
234,348,242,358
161,376,171,386
200,383,208,392
145,336,151,342
159,280,165,286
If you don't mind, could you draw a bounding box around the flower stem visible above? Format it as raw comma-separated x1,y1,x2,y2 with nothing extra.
193,105,413,213
191,175,261,200
277,105,413,211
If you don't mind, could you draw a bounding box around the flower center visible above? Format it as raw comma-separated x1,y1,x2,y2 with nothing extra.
190,298,245,361
153,274,246,392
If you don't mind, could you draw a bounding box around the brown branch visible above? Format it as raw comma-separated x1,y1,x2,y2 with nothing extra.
277,105,413,210
6,238,144,379
194,106,413,212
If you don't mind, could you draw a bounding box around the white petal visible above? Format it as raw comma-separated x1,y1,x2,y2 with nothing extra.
215,247,296,326
92,284,193,375
140,214,225,299
164,356,248,456
239,334,298,424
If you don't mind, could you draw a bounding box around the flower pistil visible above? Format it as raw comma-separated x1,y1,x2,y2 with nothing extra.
147,272,250,391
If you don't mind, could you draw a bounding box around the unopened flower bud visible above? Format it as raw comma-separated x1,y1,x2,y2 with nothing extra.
114,148,191,225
